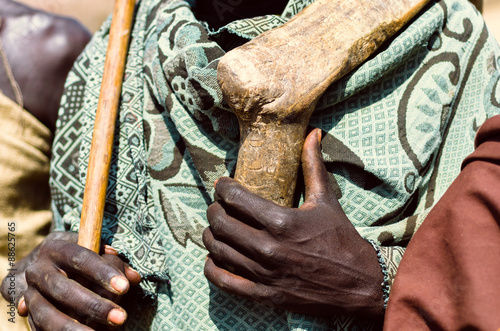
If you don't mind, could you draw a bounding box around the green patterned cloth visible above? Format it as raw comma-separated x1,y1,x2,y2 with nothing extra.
50,0,500,329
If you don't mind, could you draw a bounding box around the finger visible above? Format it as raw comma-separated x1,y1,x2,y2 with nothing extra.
92,255,141,300
124,265,142,286
27,314,41,331
206,202,267,256
204,256,272,303
46,231,79,243
90,254,131,302
214,177,284,228
101,249,141,286
100,252,141,286
26,262,127,327
75,254,141,302
203,227,269,280
301,128,336,204
24,288,94,331
18,296,28,316
104,245,119,256
42,240,130,295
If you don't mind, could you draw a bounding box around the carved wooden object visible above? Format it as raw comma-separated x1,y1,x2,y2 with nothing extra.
218,0,430,206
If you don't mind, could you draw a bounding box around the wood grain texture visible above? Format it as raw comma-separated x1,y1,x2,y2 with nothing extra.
218,0,430,206
78,0,135,252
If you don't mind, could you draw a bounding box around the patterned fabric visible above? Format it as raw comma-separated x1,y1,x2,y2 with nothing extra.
49,0,500,329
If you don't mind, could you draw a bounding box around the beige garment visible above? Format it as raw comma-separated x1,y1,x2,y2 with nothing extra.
0,92,52,330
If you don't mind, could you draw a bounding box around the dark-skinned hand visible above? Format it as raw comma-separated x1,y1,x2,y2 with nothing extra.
1,231,141,330
203,128,385,317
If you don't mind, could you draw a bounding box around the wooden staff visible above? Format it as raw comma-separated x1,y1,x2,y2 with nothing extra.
78,0,136,252
218,0,430,206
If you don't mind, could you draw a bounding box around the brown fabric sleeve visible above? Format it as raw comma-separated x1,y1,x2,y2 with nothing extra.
383,114,500,330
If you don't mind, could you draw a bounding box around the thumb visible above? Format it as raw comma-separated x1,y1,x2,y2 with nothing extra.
301,128,335,204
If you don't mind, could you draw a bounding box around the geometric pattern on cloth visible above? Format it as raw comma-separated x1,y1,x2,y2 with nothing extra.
49,0,500,329
379,245,407,292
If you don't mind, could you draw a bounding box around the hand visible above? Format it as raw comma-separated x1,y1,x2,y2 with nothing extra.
1,232,141,330
1,232,76,312
203,129,385,317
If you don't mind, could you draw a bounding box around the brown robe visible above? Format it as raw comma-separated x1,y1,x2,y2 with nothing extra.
384,114,500,330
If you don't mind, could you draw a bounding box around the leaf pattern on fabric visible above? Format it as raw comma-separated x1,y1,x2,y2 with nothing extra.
433,74,450,92
416,122,436,133
417,104,438,116
423,87,442,104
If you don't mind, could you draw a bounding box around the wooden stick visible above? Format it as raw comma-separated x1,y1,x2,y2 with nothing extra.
78,0,135,252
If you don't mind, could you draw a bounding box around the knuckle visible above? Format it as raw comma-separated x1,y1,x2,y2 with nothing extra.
29,306,44,326
39,240,68,262
24,264,39,285
204,265,217,285
43,240,82,263
207,203,227,230
204,261,232,293
201,228,211,248
211,240,225,257
23,288,34,302
222,183,244,205
258,285,276,302
46,231,74,242
39,239,60,254
26,294,45,318
84,298,107,320
209,213,227,235
102,254,125,270
203,262,211,279
206,203,218,221
61,323,78,331
271,216,289,235
216,273,231,292
258,242,279,262
93,286,119,302
46,276,71,301
70,248,94,271
0,276,10,298
268,209,292,236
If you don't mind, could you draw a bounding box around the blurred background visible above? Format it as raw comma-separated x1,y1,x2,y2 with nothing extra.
16,0,114,32
483,0,500,40
14,0,500,40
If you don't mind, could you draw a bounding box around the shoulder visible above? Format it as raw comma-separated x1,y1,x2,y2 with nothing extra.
1,1,91,73
40,14,92,65
9,8,91,68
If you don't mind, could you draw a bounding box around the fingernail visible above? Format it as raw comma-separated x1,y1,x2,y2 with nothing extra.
59,268,68,277
317,129,322,144
110,276,129,293
108,308,127,326
214,178,220,188
18,296,26,311
104,245,118,255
